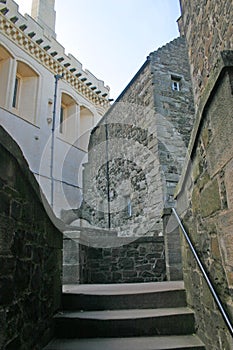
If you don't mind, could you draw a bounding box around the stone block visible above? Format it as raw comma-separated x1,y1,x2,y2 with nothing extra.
224,159,233,209
88,248,103,260
0,277,14,304
200,179,221,217
63,264,80,284
63,239,79,265
122,270,137,278
0,256,15,276
191,186,200,214
211,236,221,260
118,257,134,270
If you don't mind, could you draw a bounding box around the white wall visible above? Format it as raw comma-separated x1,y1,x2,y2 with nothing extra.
0,21,107,217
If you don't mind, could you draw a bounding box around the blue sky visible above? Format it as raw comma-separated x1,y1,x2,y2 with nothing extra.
16,0,181,99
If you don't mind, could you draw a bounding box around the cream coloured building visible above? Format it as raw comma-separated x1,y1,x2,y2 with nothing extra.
0,0,110,217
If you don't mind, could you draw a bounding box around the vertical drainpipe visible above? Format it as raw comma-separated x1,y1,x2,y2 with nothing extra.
105,122,111,229
50,74,63,209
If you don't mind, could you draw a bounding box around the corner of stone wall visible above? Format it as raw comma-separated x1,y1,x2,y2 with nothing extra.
162,208,183,281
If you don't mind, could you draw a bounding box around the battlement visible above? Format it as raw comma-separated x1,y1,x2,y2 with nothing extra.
0,0,110,107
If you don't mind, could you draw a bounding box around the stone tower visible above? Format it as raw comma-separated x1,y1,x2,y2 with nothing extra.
31,0,56,37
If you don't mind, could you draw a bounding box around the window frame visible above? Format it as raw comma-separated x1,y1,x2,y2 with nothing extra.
59,103,66,134
12,74,21,109
171,75,182,92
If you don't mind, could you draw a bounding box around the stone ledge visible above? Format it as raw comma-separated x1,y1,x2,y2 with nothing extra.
175,50,233,198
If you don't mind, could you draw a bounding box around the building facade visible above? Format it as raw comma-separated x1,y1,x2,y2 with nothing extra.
61,36,195,284
0,0,110,217
80,37,194,237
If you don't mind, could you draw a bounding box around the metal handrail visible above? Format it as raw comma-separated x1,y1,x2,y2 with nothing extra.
172,208,233,337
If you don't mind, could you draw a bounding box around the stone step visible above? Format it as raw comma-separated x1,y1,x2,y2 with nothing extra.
62,281,187,311
44,334,205,350
54,307,195,338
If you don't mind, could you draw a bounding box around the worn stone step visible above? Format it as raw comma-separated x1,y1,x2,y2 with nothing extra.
54,307,195,338
44,334,205,349
62,281,187,311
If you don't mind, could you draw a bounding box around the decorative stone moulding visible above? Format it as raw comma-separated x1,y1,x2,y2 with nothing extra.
0,10,110,114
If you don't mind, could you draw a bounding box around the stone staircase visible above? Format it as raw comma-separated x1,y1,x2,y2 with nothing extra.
44,281,205,350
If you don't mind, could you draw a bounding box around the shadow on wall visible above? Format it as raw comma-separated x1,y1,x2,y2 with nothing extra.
0,126,63,349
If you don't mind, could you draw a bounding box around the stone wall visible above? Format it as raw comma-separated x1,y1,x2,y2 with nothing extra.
68,37,195,284
176,53,233,349
82,37,194,238
64,236,165,284
82,237,165,284
177,0,233,347
178,0,233,109
0,127,63,350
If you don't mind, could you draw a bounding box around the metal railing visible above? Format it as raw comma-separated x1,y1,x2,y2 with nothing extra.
172,207,233,337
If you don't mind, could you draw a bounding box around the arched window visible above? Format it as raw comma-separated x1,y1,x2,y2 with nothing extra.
0,45,13,108
59,93,78,141
79,106,94,151
12,61,39,123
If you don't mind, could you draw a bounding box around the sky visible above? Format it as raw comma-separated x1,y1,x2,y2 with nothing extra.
16,0,181,100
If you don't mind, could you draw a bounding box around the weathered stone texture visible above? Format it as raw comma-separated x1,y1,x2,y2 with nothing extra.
80,237,166,284
178,7,233,345
176,64,233,349
65,37,195,284
0,127,62,349
82,37,194,240
179,0,233,109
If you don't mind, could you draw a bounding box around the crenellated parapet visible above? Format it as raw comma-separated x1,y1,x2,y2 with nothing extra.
0,0,110,115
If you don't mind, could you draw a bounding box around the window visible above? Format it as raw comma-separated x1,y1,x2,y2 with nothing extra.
13,61,39,123
127,198,132,217
12,76,20,108
59,93,78,141
79,106,94,152
0,44,13,108
171,75,181,91
172,80,180,91
59,105,65,133
124,195,132,218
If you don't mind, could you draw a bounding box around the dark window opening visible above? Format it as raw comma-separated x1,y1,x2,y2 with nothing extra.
12,76,19,108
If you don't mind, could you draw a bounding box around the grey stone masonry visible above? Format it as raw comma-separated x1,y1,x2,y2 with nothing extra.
0,126,63,350
162,208,183,281
176,52,233,349
82,37,195,236
178,0,233,110
64,37,195,284
63,233,165,284
83,236,166,284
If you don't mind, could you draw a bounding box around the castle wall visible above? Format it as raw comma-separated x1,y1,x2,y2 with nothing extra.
176,0,233,347
0,126,63,349
82,37,194,236
77,37,194,283
80,237,165,284
176,53,233,350
178,0,233,109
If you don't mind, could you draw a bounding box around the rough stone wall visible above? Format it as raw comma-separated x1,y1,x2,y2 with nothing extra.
150,37,195,207
176,0,233,347
82,37,194,237
0,127,62,350
80,237,165,284
176,56,233,349
76,37,194,283
178,0,233,109
83,60,161,237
